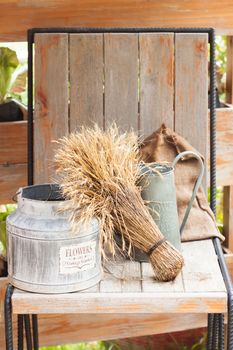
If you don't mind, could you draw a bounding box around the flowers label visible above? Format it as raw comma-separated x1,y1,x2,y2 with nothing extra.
59,241,96,274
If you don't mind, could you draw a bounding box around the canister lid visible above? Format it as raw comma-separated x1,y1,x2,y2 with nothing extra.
7,184,99,238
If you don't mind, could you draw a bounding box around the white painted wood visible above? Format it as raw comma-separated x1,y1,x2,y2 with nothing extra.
142,262,183,292
11,240,227,315
101,260,141,292
182,240,226,292
12,290,227,314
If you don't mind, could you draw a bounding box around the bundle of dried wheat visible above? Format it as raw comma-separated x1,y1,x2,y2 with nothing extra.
55,125,184,281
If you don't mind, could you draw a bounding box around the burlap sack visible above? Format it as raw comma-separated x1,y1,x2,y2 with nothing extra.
140,124,224,242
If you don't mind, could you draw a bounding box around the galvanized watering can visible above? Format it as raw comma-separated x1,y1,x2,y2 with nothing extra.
139,151,204,253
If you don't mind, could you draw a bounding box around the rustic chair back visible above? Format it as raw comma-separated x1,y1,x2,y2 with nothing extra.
33,32,208,187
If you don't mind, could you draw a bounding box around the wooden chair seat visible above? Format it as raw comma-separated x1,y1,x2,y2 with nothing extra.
12,240,227,316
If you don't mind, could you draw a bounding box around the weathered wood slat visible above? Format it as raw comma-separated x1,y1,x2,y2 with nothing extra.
141,262,183,292
121,261,141,292
215,107,233,186
3,251,233,346
34,33,69,183
0,277,8,324
1,1,233,42
139,33,174,136
70,34,104,131
0,313,208,348
2,109,233,204
0,121,27,165
34,313,207,345
101,261,141,292
12,239,227,314
104,33,138,130
224,186,233,250
224,37,233,251
182,240,226,292
175,33,208,188
12,290,227,314
0,277,209,347
0,164,27,204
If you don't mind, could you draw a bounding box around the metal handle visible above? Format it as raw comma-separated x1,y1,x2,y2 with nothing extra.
172,151,205,235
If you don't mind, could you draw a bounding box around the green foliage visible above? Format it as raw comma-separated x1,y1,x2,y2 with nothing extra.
216,36,227,76
215,36,227,101
0,204,17,258
40,342,113,350
167,333,207,350
208,187,223,232
0,47,27,104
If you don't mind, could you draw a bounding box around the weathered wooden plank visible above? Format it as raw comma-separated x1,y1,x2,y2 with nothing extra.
142,262,183,292
175,33,208,188
0,277,8,324
2,257,232,348
1,1,233,41
34,33,69,184
0,312,208,348
139,33,174,136
12,290,227,314
225,253,233,281
100,261,125,292
34,313,207,344
0,278,14,349
0,121,27,165
0,278,208,347
70,34,104,131
224,186,233,250
2,110,233,205
0,164,27,204
215,107,233,186
104,33,138,130
226,37,233,105
182,240,226,292
101,260,141,292
223,37,233,250
121,261,141,292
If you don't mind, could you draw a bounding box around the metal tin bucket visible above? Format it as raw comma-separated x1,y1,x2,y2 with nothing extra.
7,184,101,293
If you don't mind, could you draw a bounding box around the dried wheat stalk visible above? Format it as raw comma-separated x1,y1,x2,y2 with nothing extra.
55,125,184,281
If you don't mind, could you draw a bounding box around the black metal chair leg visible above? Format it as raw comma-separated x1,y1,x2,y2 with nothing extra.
24,315,33,350
207,314,214,350
228,294,233,350
32,315,39,350
18,315,24,350
218,314,225,350
4,284,14,350
212,314,220,350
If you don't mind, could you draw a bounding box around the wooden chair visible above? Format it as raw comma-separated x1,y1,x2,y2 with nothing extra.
4,28,233,350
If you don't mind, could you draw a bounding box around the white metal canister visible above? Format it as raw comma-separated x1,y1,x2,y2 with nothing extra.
7,184,101,293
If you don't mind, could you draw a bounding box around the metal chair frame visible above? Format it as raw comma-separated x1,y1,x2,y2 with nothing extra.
4,27,233,350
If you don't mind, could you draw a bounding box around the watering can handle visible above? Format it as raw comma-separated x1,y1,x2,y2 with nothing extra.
171,151,205,236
